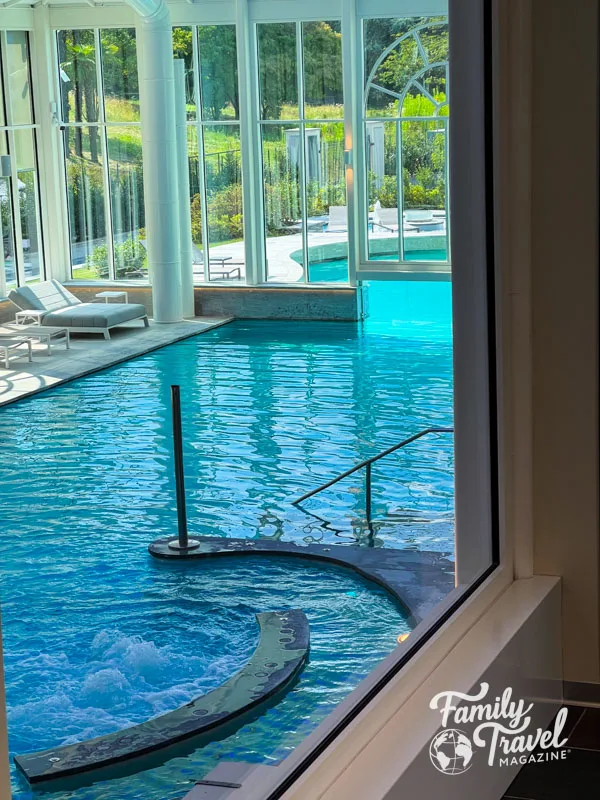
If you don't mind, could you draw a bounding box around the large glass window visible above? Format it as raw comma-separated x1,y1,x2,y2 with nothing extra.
3,5,500,800
174,25,245,284
57,28,145,281
258,20,347,283
364,18,450,266
0,31,45,293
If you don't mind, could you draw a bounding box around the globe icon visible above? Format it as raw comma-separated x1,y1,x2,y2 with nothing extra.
429,729,474,775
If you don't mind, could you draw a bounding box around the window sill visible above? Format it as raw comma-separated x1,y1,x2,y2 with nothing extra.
238,569,562,800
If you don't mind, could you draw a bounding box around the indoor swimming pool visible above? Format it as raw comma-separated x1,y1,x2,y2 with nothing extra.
0,280,453,799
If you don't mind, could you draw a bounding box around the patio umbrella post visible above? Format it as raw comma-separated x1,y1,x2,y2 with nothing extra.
168,384,200,551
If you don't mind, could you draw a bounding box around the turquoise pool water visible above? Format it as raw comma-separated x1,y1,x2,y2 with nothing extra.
0,280,453,799
308,250,448,282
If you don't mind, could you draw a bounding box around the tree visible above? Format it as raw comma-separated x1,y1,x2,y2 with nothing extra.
257,23,297,120
198,26,240,120
59,30,99,161
101,28,139,108
366,18,448,111
303,22,343,109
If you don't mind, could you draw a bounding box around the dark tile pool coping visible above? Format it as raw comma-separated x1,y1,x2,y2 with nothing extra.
149,536,455,626
14,610,309,785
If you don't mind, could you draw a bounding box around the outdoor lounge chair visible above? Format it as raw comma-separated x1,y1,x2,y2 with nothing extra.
373,201,400,232
8,280,149,340
326,206,348,233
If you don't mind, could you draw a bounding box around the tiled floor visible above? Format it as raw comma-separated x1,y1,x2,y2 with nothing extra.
0,316,232,407
504,705,600,799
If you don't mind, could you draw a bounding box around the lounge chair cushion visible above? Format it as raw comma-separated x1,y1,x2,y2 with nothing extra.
42,303,147,329
8,286,45,311
9,280,82,312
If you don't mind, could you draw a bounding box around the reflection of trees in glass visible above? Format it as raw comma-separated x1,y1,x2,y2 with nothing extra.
258,23,297,120
258,21,344,119
58,30,99,161
173,25,239,120
198,26,239,120
303,21,343,109
59,28,139,162
101,28,139,110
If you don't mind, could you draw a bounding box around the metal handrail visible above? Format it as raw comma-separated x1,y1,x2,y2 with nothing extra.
292,427,454,508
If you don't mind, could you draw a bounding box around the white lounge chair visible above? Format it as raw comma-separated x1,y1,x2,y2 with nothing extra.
373,201,400,232
326,206,348,233
8,280,149,340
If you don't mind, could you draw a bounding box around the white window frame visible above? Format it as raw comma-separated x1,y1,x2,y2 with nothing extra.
53,25,144,283
0,28,46,293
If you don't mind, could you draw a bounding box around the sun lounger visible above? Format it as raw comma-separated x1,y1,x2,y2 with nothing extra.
327,206,348,233
8,280,149,340
373,201,400,232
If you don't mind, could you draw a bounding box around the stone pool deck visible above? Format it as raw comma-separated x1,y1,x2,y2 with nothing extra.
150,535,455,627
0,316,232,407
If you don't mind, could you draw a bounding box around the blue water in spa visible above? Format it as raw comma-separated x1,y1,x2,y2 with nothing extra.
0,280,453,799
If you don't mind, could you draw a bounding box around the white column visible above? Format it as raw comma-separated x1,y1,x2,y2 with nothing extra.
32,5,71,284
342,0,360,288
236,0,262,284
174,60,195,318
138,3,182,322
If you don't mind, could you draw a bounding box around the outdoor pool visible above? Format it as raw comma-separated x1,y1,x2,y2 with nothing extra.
0,280,454,799
308,250,449,283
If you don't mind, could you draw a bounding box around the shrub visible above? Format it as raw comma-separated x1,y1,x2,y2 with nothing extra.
85,238,147,279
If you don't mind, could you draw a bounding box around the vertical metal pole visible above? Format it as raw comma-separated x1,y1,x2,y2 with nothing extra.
169,385,199,551
365,461,372,522
171,385,188,548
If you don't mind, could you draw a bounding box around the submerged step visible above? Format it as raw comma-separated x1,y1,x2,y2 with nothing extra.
14,610,309,786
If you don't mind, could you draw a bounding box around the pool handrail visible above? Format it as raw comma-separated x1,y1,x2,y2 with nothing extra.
292,427,454,518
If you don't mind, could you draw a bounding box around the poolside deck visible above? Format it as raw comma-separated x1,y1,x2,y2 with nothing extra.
188,227,447,283
0,316,232,408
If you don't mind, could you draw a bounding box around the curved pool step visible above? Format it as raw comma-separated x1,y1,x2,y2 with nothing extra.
149,535,455,625
14,609,309,786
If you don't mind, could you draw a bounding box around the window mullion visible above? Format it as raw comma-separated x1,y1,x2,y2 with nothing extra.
397,121,405,263
342,0,360,285
95,28,115,282
237,0,261,286
8,138,26,287
296,21,308,284
194,28,210,284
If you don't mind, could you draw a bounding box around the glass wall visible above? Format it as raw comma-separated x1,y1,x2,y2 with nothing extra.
364,18,450,265
257,20,347,283
0,31,44,294
57,28,145,281
51,17,452,287
173,25,245,283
